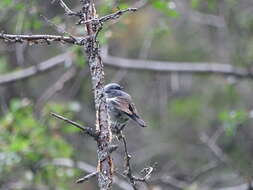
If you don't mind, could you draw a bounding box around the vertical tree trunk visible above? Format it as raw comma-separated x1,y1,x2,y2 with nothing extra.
81,0,113,189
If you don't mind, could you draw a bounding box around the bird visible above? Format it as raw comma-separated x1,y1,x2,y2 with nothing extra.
104,83,147,134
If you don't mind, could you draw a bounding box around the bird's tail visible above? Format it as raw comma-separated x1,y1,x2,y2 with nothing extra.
129,114,147,128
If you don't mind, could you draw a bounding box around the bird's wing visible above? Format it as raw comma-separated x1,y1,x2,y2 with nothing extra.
109,95,147,128
110,96,138,116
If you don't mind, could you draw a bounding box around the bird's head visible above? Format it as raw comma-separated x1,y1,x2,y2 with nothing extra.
104,83,123,93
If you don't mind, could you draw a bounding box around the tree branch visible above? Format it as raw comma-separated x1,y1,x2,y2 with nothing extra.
79,8,137,25
55,0,81,17
80,0,118,189
3,47,252,87
0,33,88,45
51,112,99,139
98,8,137,23
0,53,71,86
101,47,253,79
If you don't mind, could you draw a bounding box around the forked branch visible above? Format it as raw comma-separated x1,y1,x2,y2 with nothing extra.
119,133,155,189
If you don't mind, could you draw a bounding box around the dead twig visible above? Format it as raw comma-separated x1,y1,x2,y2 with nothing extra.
54,0,82,17
0,33,88,45
51,112,99,139
119,134,155,190
120,133,138,190
78,8,137,25
40,14,75,38
76,172,98,183
98,8,137,23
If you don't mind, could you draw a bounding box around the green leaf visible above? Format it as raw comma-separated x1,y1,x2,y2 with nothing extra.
0,97,75,188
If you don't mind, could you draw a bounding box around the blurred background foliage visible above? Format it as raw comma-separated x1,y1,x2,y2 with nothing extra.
1,0,253,190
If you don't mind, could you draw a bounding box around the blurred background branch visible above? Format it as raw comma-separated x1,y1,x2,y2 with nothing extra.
0,53,72,85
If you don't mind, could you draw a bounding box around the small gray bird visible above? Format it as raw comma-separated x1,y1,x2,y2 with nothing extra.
104,83,147,133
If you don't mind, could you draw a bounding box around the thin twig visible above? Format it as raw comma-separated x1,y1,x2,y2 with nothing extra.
119,134,155,190
79,8,137,25
99,8,137,23
53,0,81,17
40,14,75,38
76,172,98,183
120,134,138,190
58,0,78,16
51,112,99,139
